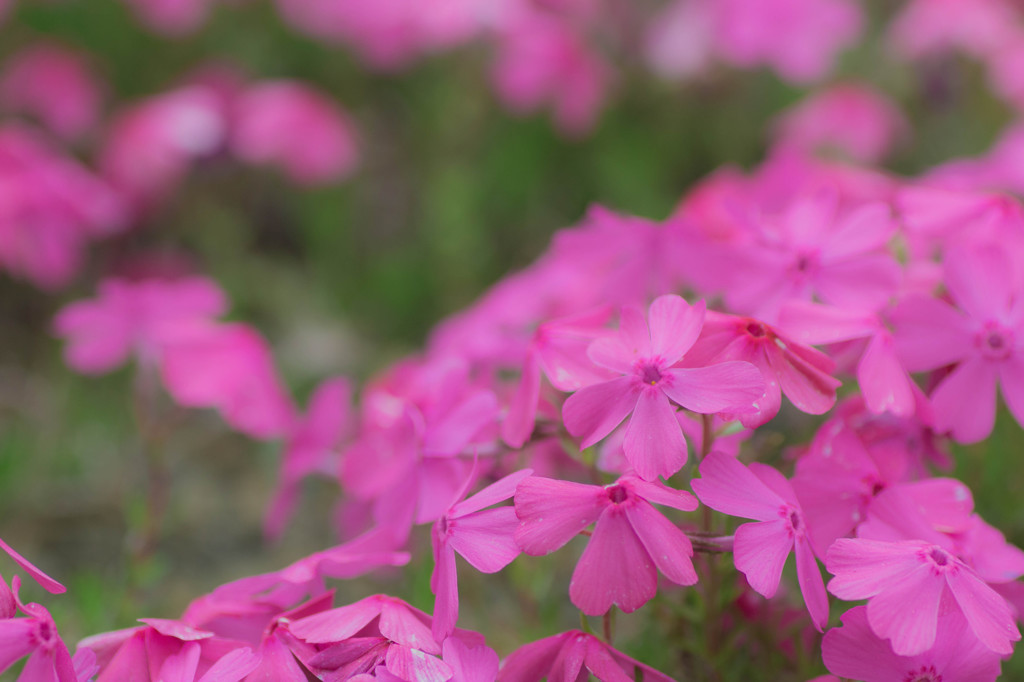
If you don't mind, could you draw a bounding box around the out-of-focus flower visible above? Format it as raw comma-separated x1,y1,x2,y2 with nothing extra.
0,43,102,141
499,630,674,682
888,0,1020,60
122,0,218,36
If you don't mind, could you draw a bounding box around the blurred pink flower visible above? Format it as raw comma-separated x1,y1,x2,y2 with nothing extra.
514,474,698,615
231,82,359,185
562,295,763,480
888,0,1020,60
692,453,829,630
773,83,907,164
54,276,228,375
499,630,674,682
123,0,217,36
0,43,102,141
713,0,862,83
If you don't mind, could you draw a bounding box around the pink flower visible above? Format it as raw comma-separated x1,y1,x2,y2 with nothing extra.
265,377,351,541
772,83,907,164
231,82,359,185
430,468,531,642
713,0,862,83
53,276,228,375
498,630,674,682
685,311,840,427
0,577,77,682
0,537,64,594
123,0,216,35
160,323,296,440
826,538,1021,655
822,605,1002,682
0,43,102,141
890,246,1024,442
562,295,764,480
514,474,698,615
887,0,1020,60
691,453,829,630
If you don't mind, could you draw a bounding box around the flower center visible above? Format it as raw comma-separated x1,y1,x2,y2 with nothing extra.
905,665,941,682
639,363,663,386
606,485,628,504
975,322,1014,360
745,321,767,338
32,619,57,649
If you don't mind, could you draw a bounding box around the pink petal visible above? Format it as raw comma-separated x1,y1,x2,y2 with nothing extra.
622,388,687,481
734,520,792,598
815,253,901,310
662,362,764,415
624,501,697,586
156,641,201,682
794,539,828,632
514,477,607,556
825,539,925,600
580,641,633,682
0,538,64,594
423,390,498,457
618,305,651,358
820,606,905,681
385,645,452,682
442,638,499,682
858,332,915,417
890,296,973,372
449,507,521,573
569,507,656,615
0,619,35,672
998,356,1024,432
453,469,533,518
379,600,440,654
197,647,261,682
691,452,784,522
288,596,383,644
587,336,637,375
502,351,540,449
823,202,896,260
777,301,877,345
497,632,570,682
766,341,839,415
562,377,639,449
95,632,149,682
431,542,459,645
624,477,698,512
931,358,998,443
866,563,943,656
946,570,1020,655
945,246,1014,321
548,634,586,682
647,295,705,365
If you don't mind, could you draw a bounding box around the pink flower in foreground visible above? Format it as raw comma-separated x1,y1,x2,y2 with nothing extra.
562,295,764,480
53,276,227,375
822,605,1002,682
826,538,1020,655
431,468,531,642
499,630,674,682
514,474,698,615
685,311,840,427
161,323,295,440
0,577,77,682
231,82,359,185
691,452,829,630
0,43,102,141
890,246,1024,442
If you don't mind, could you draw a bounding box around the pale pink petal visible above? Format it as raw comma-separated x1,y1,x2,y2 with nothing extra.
618,305,651,358
825,539,926,599
502,351,540,448
449,507,521,573
569,507,656,615
624,501,697,586
662,362,764,414
453,469,533,518
587,336,637,375
866,563,943,656
766,342,839,415
815,253,901,310
431,542,459,645
945,246,1013,321
622,388,687,481
734,520,791,598
820,606,906,681
946,570,1020,655
385,645,453,682
691,452,784,522
443,638,499,682
288,596,383,644
379,600,440,654
904,478,974,533
579,642,633,682
514,477,607,555
824,202,896,259
196,647,261,682
777,301,877,345
647,295,705,365
423,390,498,457
562,377,639,449
931,358,998,443
890,296,973,372
858,332,915,416
497,632,570,682
794,539,828,631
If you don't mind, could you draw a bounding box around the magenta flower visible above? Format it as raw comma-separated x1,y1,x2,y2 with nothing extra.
0,537,64,594
514,474,698,615
891,246,1024,442
431,468,532,643
562,295,764,480
231,82,359,185
822,605,1002,682
826,538,1020,655
498,630,674,682
691,452,829,630
0,577,77,682
686,311,840,427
